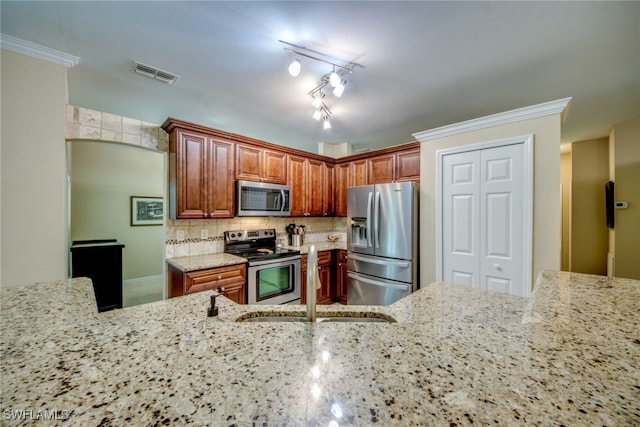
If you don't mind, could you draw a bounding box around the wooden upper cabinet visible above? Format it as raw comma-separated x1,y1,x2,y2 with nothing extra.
365,147,421,184
287,155,306,217
349,159,368,187
396,148,421,182
323,162,335,217
206,137,236,217
236,143,287,184
368,154,395,184
335,162,350,217
170,129,235,219
287,156,331,217
306,159,324,216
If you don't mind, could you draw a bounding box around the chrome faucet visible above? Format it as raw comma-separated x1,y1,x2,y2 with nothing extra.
306,245,321,322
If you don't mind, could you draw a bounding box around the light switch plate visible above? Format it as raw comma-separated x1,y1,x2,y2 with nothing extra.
176,230,185,241
201,229,208,240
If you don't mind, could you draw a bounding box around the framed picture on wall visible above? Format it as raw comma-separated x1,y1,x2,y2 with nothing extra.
130,196,163,226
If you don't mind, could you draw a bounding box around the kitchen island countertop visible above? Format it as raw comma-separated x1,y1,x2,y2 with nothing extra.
1,271,638,425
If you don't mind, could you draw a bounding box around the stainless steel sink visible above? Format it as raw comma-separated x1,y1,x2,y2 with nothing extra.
236,312,396,323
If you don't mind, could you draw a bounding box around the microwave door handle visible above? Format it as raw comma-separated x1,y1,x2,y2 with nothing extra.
366,191,373,248
280,190,286,212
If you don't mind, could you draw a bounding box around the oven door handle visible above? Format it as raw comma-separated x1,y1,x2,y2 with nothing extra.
248,255,301,266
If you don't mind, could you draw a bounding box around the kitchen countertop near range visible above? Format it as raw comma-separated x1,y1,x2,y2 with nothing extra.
166,241,346,272
1,271,638,425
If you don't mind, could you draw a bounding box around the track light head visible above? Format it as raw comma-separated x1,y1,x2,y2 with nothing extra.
329,70,341,87
288,59,301,77
311,92,324,108
333,81,345,98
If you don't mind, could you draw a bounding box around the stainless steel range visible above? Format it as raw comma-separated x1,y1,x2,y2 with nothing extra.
224,229,301,305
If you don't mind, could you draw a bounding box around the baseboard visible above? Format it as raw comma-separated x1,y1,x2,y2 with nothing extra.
123,274,164,287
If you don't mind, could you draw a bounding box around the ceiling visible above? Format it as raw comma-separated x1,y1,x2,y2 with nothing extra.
2,1,639,154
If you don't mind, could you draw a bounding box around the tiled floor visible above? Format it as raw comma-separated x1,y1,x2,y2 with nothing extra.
123,276,164,308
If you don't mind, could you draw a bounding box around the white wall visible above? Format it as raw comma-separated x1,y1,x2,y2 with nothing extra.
70,141,165,280
419,114,563,289
1,50,68,287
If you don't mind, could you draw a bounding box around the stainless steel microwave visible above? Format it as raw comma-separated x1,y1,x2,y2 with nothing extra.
236,180,290,216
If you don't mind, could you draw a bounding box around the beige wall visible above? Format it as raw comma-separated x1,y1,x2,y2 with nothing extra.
560,151,572,271
419,114,562,289
609,117,640,280
569,138,609,275
1,50,68,287
70,141,165,280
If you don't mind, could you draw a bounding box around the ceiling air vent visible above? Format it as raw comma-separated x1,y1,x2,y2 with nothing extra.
133,61,180,85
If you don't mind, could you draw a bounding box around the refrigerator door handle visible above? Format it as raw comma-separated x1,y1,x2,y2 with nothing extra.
366,191,373,248
348,253,410,268
348,272,410,291
374,191,381,249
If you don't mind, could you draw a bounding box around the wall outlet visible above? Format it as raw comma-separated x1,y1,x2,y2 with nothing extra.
201,229,208,240
176,230,185,241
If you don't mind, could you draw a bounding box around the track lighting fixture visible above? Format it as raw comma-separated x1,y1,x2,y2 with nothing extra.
288,58,301,77
329,68,341,88
332,81,345,98
279,40,359,129
311,92,324,109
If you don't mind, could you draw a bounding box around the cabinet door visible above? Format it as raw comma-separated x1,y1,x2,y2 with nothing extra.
263,149,287,184
323,162,335,217
368,154,395,184
184,264,246,296
287,155,306,217
335,163,349,217
235,143,262,182
336,250,348,304
174,130,207,219
349,159,368,186
220,281,246,304
306,159,325,217
206,137,235,218
396,149,421,182
317,251,333,304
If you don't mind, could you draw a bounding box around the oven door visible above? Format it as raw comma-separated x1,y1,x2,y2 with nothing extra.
248,255,301,304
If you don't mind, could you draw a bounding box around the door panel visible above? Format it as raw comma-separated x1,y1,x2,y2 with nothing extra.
480,144,524,296
442,142,526,296
443,151,480,288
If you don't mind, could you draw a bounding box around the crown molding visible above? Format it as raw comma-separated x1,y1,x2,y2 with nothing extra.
1,34,80,68
413,97,573,143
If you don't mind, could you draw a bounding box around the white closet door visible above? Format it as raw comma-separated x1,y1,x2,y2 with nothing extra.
480,144,524,296
442,142,527,297
442,150,481,288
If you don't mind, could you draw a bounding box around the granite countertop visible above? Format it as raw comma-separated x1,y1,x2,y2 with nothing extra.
1,271,638,425
166,252,246,272
167,242,346,272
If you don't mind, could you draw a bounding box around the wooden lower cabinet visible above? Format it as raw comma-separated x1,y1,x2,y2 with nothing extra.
168,263,247,304
335,250,348,304
300,251,333,305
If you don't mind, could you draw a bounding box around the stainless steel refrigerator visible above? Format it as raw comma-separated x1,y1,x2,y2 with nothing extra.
347,181,418,305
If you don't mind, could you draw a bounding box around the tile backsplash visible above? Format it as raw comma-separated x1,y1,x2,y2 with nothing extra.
166,217,347,258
